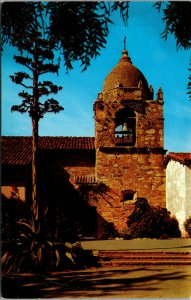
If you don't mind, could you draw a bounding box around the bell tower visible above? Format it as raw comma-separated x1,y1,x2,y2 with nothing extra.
94,49,166,233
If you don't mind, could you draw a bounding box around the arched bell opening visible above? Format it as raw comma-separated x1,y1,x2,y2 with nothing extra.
115,109,136,146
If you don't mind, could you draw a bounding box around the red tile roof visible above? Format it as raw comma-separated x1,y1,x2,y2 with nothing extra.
1,136,95,165
165,152,191,165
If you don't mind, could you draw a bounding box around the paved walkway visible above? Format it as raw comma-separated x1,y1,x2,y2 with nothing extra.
2,239,191,298
2,265,191,298
81,238,191,252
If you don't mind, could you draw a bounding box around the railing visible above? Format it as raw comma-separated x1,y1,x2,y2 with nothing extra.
115,134,134,146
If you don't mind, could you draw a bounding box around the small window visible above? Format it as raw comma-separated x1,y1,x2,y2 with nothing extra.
121,190,137,203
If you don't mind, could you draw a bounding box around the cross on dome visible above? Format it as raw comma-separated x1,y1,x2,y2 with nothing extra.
120,38,132,63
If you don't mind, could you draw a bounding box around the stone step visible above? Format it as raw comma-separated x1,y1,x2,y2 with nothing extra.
99,260,191,266
95,251,191,266
100,256,191,261
98,251,191,258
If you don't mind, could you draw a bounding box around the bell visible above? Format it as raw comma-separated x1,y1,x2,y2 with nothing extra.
121,122,129,132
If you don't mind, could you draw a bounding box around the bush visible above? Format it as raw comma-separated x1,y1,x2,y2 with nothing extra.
1,202,98,273
97,219,118,239
126,197,181,239
184,217,191,237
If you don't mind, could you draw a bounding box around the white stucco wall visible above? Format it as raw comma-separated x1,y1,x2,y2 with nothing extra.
166,160,186,233
185,165,191,220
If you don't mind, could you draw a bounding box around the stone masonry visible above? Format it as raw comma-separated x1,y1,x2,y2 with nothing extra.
94,50,166,233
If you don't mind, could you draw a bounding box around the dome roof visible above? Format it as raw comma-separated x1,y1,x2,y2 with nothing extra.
103,50,148,92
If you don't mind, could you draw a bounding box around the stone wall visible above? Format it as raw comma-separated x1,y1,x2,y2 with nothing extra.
1,186,26,202
94,96,164,149
95,149,166,233
136,101,164,148
94,88,166,234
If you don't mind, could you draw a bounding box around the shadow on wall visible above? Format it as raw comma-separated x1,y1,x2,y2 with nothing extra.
36,155,123,240
1,169,121,242
1,192,29,241
96,213,118,239
38,163,99,241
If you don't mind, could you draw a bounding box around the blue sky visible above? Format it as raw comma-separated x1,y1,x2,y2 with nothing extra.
2,2,191,152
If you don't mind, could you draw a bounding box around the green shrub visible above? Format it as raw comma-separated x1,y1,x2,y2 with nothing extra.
1,203,97,273
184,216,191,237
97,214,118,239
126,197,181,239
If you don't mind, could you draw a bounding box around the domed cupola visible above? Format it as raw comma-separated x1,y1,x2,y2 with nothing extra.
102,50,152,100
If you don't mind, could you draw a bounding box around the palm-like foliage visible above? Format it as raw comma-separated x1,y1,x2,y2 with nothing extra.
2,2,190,95
1,2,129,72
1,2,39,50
155,1,191,50
154,1,191,100
188,60,191,99
1,211,95,273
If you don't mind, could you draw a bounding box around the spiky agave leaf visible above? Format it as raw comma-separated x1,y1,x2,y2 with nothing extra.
55,248,61,267
65,251,75,265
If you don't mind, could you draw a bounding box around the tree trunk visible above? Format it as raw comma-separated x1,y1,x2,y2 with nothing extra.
31,38,39,220
32,116,38,220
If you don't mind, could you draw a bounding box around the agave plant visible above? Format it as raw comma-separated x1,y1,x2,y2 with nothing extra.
2,206,95,273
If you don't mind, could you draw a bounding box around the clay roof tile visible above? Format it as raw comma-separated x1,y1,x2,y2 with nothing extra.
1,136,95,165
165,152,191,166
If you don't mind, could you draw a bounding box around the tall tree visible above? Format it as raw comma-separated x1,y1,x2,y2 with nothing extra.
2,2,190,97
154,1,191,99
10,31,63,219
1,2,129,71
1,1,129,216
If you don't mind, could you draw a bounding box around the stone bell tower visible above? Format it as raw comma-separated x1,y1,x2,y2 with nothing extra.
94,49,166,233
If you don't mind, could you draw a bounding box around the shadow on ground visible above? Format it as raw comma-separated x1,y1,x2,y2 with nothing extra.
2,266,191,298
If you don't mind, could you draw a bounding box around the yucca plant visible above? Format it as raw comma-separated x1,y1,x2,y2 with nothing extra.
2,207,95,273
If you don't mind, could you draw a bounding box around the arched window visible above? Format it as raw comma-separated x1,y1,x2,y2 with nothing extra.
115,109,136,146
